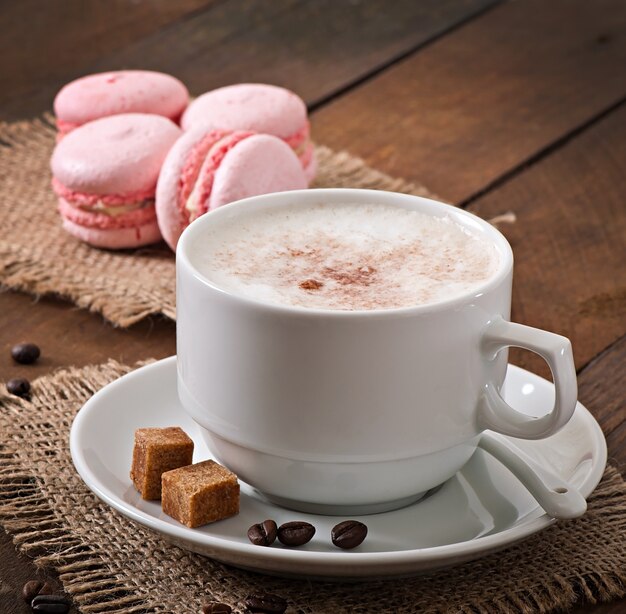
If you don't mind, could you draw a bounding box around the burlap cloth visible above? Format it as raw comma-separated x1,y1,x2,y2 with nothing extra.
0,360,625,613
0,115,440,327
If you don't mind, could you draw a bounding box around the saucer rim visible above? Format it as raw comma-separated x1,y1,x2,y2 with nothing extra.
69,356,607,575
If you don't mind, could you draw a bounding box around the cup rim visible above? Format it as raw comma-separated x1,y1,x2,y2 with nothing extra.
176,188,514,318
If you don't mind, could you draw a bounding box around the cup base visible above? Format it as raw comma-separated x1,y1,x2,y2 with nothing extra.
257,489,429,516
187,412,479,517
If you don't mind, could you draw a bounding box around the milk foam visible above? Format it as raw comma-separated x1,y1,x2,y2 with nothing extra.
189,203,501,311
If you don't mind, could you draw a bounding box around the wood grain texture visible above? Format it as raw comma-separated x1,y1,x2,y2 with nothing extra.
578,337,626,443
87,0,498,104
576,336,626,470
0,291,175,384
572,601,626,614
0,0,498,120
312,0,626,203
608,418,626,474
0,0,215,120
468,105,626,378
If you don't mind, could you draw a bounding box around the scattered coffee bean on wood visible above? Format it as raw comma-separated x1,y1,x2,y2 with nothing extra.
31,594,71,613
22,580,54,603
247,519,278,546
277,520,315,546
202,602,232,614
331,520,368,549
244,592,288,613
22,580,43,603
11,342,40,364
6,377,31,398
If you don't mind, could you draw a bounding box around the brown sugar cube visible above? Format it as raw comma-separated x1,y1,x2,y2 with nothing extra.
130,427,194,500
161,460,240,528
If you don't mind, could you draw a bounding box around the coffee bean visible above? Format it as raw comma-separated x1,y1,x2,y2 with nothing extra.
39,582,56,596
331,520,368,549
244,592,287,613
7,377,30,398
277,521,315,546
22,580,44,603
11,342,40,364
202,602,232,614
31,594,71,613
23,580,55,602
247,519,278,546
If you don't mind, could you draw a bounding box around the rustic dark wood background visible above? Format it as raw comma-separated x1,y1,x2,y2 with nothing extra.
0,1,624,612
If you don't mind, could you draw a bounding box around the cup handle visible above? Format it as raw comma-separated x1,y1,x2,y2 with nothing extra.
478,317,577,439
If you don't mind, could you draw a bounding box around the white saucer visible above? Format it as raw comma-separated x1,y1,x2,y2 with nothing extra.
70,357,606,579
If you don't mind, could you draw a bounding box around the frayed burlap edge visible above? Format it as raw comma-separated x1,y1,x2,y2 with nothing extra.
0,241,177,327
0,361,160,613
1,360,626,614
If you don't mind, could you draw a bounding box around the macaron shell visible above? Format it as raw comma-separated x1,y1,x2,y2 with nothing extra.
209,134,307,209
54,70,189,127
156,127,226,251
51,114,181,195
61,217,162,250
181,84,307,139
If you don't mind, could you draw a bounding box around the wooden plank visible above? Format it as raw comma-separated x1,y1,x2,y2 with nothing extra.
608,417,626,473
467,104,626,378
572,601,626,614
0,292,175,384
87,0,499,104
577,336,626,441
0,0,499,120
0,0,216,120
312,0,626,204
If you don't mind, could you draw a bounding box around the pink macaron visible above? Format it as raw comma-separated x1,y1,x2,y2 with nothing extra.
181,84,316,183
156,127,307,251
54,70,189,137
51,113,181,249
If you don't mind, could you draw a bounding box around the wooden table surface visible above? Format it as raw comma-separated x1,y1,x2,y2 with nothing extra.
1,1,624,612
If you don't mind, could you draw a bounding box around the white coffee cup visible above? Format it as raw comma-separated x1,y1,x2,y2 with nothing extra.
176,189,577,514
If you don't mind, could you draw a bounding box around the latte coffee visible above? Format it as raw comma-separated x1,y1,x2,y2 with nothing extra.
189,202,500,311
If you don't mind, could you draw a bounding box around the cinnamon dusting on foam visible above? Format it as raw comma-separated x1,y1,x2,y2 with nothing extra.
190,203,501,311
299,279,324,290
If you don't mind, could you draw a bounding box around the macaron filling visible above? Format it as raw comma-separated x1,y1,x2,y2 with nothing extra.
52,177,156,209
58,198,157,230
56,118,82,135
53,178,157,231
281,122,313,168
177,130,228,216
283,121,309,149
56,113,184,137
179,131,255,223
78,200,154,217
